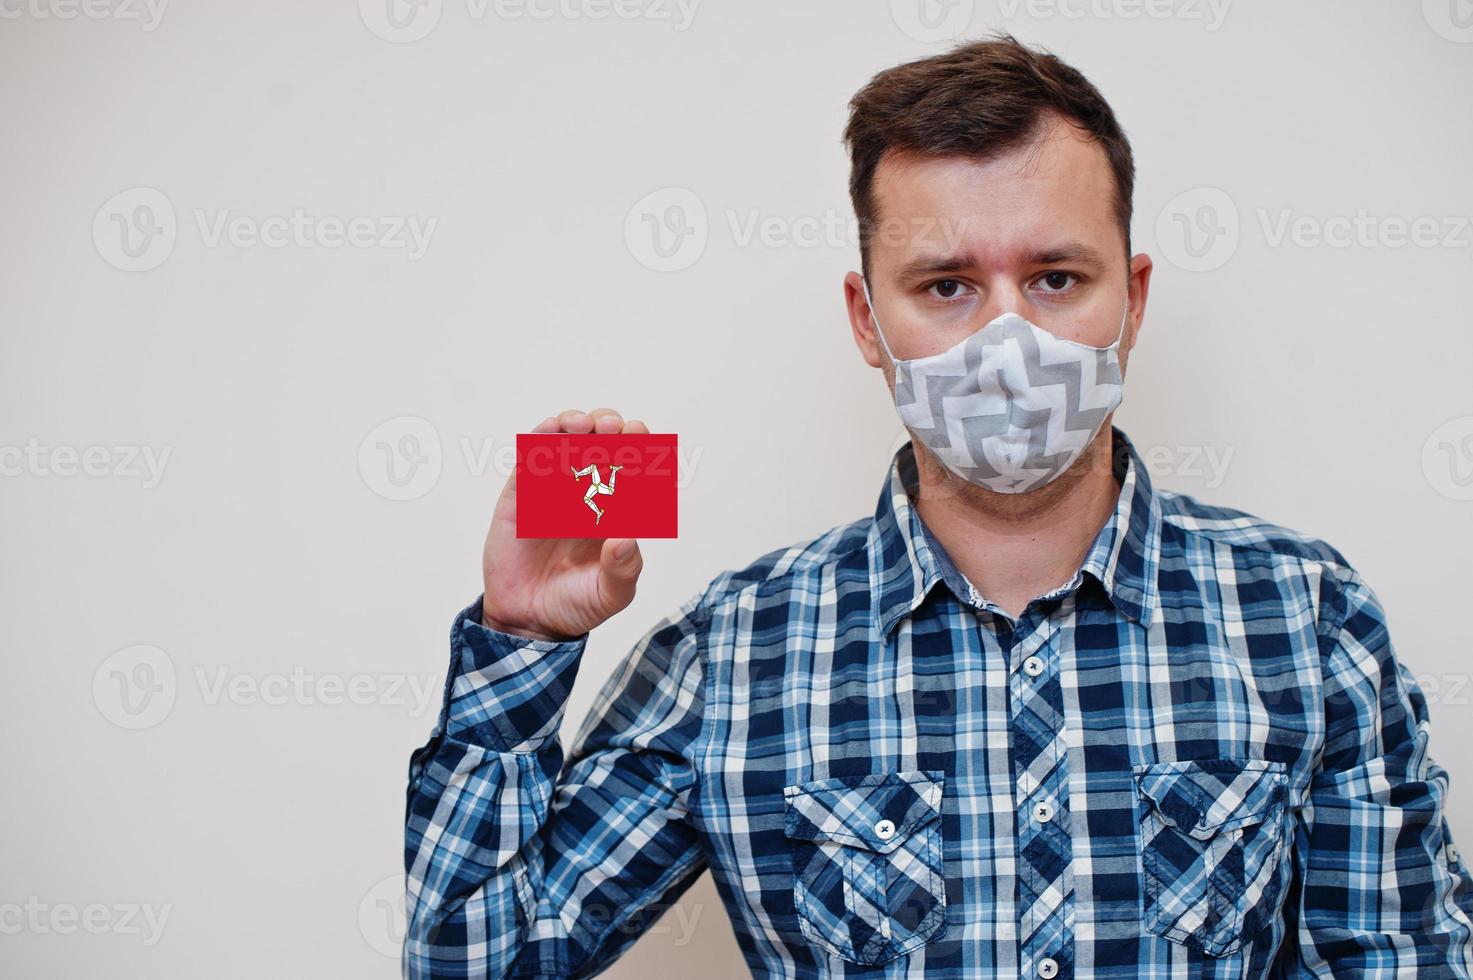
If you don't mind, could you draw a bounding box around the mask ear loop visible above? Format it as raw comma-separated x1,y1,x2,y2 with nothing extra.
1043,293,1133,354
861,277,901,365
1106,295,1132,355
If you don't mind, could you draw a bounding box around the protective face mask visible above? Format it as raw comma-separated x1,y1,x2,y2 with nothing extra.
862,278,1129,494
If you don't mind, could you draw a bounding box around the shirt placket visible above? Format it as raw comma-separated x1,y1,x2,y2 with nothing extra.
1006,612,1075,980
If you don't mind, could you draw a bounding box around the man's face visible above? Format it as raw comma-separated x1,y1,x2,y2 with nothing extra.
846,113,1152,387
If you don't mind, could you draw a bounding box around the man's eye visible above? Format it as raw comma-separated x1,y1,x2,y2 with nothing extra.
929,279,965,299
1038,271,1076,292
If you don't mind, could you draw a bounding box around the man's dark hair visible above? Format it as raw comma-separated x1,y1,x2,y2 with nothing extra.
843,34,1135,278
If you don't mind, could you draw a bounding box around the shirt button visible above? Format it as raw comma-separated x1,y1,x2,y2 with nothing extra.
1037,956,1059,978
874,819,896,841
1033,801,1054,824
1449,843,1461,864
1023,655,1044,677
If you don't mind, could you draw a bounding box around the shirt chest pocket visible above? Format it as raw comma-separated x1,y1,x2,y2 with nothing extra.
783,770,948,966
1135,758,1291,958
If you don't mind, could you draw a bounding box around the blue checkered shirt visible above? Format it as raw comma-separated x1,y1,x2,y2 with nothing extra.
404,427,1473,978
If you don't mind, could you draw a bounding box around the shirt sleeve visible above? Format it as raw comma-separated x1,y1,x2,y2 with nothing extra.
1277,566,1473,976
403,589,712,979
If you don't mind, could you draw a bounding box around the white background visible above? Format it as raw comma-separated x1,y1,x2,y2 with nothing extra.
3,1,1472,975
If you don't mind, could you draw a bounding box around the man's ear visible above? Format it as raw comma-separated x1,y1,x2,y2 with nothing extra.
1123,252,1154,356
844,270,887,371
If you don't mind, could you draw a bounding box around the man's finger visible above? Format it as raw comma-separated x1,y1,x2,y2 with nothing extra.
557,409,594,432
588,407,625,433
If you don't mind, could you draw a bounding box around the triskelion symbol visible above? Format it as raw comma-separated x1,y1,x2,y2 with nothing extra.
571,463,623,525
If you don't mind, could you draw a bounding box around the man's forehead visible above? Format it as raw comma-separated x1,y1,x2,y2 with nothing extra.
874,114,1110,187
874,146,1112,217
867,127,1120,268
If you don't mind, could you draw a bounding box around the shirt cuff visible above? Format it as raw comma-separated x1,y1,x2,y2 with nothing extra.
441,595,590,753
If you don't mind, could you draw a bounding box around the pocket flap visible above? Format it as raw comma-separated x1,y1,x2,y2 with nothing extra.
1135,759,1286,840
784,770,944,854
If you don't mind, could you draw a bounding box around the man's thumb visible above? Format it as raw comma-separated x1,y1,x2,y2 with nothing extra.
597,538,642,608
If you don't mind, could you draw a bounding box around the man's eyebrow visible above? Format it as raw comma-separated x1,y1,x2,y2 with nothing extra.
1027,242,1110,269
894,253,977,283
891,242,1111,283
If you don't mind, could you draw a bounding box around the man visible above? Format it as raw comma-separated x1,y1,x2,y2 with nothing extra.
403,36,1473,978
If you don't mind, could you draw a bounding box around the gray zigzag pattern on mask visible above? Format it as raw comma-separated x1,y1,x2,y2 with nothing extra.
894,316,1119,485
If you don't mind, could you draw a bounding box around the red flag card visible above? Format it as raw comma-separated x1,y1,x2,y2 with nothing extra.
516,433,679,539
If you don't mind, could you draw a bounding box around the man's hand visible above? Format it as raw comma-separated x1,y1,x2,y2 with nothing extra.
481,408,647,642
